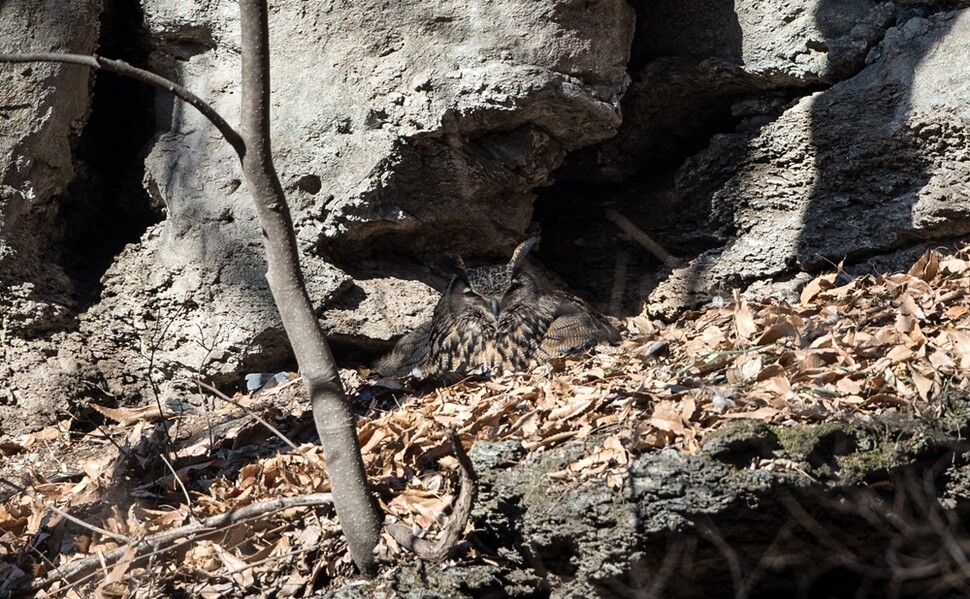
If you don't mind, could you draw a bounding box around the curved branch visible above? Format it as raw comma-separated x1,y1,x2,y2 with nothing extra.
0,52,245,157
605,208,682,269
387,429,478,561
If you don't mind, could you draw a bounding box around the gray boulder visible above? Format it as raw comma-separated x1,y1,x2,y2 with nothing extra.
649,10,970,315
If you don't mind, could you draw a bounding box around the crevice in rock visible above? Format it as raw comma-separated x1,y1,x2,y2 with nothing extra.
898,0,970,22
61,0,160,310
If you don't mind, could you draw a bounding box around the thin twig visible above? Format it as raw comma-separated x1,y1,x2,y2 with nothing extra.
160,454,193,508
0,477,131,544
195,379,300,452
0,52,245,156
145,301,187,457
605,209,681,269
780,493,888,578
221,544,315,576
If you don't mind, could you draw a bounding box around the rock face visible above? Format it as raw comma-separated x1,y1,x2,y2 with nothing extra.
557,0,970,316
0,0,102,433
0,2,99,335
565,0,896,184
647,9,970,315
4,0,970,434
0,0,634,435
358,414,970,598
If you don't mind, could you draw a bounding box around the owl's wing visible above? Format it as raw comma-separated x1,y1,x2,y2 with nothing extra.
538,295,620,360
373,320,433,377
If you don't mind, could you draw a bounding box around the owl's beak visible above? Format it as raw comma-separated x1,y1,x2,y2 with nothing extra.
490,298,500,318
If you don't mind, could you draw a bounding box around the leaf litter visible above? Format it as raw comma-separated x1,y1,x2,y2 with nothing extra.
1,245,968,596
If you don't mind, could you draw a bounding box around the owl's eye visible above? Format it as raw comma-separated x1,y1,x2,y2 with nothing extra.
509,278,522,289
462,286,474,296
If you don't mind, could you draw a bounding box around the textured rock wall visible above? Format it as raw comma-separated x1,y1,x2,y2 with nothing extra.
648,7,970,315
565,0,896,183
0,0,102,433
0,1,101,335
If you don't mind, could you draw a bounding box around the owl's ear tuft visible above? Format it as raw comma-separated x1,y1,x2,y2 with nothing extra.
509,236,539,272
434,253,466,278
435,253,468,293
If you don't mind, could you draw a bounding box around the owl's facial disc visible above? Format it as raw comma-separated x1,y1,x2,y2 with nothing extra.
462,286,500,318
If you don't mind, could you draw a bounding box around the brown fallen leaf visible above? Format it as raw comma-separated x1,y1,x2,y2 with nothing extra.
733,293,758,340
898,294,926,320
940,257,968,275
90,403,171,426
907,249,940,282
722,406,780,420
909,368,936,401
800,272,839,305
944,305,969,320
755,321,800,346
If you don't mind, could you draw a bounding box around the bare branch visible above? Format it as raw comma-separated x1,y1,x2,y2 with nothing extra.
605,208,682,269
0,52,245,157
18,493,334,593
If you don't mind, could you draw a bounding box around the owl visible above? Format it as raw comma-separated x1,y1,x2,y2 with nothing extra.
374,237,619,378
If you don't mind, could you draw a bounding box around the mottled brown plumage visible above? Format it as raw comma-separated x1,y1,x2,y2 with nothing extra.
375,237,618,377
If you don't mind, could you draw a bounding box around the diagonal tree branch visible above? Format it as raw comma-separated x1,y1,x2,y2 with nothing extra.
0,52,245,156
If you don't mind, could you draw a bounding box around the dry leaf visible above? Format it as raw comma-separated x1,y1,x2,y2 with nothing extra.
733,297,758,340
6,242,970,597
755,321,799,345
722,406,780,420
907,249,940,282
940,258,968,274
800,273,838,305
90,403,170,425
909,368,935,401
944,305,969,319
898,294,926,320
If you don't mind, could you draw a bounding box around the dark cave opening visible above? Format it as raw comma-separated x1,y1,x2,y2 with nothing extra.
530,5,742,317
532,182,663,318
531,90,811,319
532,168,724,318
62,0,160,309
